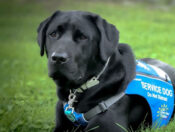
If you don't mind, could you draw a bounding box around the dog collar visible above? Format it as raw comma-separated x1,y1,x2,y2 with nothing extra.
76,57,111,93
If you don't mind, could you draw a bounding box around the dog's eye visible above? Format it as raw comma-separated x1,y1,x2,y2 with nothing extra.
79,34,87,40
49,31,57,38
74,30,88,42
76,32,88,41
58,25,64,33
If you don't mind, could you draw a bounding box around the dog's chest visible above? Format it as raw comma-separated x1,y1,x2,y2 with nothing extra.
125,60,174,127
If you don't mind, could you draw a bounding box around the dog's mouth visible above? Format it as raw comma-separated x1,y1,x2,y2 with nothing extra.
49,72,61,80
49,70,86,87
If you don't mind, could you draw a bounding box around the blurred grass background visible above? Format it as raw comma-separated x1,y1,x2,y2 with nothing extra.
0,0,175,131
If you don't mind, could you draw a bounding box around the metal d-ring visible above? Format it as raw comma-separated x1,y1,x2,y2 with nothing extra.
68,90,77,108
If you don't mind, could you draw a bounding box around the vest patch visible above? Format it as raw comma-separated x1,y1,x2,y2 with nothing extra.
125,60,174,128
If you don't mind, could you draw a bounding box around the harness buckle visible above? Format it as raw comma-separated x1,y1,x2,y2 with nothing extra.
98,101,107,112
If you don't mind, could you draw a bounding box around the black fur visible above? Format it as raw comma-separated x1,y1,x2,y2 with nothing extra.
37,10,175,132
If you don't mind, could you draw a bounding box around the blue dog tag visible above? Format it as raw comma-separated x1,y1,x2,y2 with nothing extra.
65,109,76,122
64,103,88,126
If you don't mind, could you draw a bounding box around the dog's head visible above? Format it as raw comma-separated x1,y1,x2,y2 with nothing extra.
37,10,119,89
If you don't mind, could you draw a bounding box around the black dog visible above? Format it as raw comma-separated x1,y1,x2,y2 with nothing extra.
37,10,175,132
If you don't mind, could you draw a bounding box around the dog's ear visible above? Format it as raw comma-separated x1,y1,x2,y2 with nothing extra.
87,14,119,61
37,11,60,56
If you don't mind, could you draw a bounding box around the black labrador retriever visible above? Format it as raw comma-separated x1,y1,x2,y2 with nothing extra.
37,10,175,132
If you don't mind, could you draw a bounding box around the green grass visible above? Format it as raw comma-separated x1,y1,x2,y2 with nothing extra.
0,0,175,131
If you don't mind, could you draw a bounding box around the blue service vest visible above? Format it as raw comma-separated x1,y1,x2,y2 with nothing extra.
125,60,174,128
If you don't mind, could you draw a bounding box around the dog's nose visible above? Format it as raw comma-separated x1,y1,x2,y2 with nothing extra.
51,52,69,64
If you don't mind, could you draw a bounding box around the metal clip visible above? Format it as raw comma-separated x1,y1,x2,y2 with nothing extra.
68,90,77,108
65,106,75,113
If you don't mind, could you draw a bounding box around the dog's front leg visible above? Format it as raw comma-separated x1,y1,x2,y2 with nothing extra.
85,114,129,132
54,101,75,132
85,120,129,132
84,98,130,132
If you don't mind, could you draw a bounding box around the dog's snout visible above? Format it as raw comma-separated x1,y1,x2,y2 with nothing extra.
51,52,69,64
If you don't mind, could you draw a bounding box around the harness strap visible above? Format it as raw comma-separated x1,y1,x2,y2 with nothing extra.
84,92,125,120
